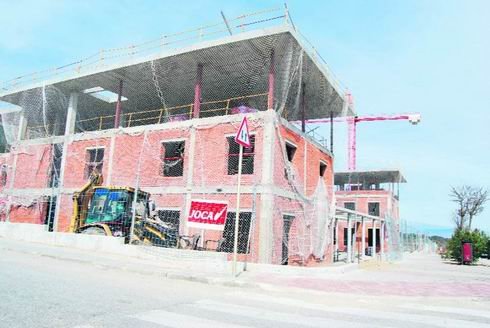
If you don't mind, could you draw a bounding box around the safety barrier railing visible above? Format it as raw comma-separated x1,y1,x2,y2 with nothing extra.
1,7,288,93
75,92,268,132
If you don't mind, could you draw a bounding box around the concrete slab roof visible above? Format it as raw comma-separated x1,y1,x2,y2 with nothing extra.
334,170,407,185
0,25,355,128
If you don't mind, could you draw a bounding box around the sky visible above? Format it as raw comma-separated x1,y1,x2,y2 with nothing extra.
1,0,489,236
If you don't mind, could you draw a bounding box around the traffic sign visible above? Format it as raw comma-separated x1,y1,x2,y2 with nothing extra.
235,116,251,148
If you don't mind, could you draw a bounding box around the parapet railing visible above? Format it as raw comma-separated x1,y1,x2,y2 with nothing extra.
1,7,288,94
24,92,269,137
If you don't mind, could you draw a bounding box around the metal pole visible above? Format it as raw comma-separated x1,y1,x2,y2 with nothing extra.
334,219,339,262
220,11,233,35
114,80,123,128
330,111,334,154
267,50,275,110
193,64,203,119
346,217,352,263
301,82,306,132
372,219,377,258
232,144,244,277
361,218,365,259
381,221,385,260
129,131,147,243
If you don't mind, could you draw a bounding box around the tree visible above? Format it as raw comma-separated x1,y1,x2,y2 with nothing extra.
446,229,488,263
467,188,488,230
450,186,488,230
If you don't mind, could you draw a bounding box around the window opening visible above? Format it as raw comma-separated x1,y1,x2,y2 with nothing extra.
368,202,380,216
285,142,297,162
227,136,255,175
161,141,185,177
84,148,104,179
219,211,252,253
282,215,295,265
319,161,327,177
344,202,355,211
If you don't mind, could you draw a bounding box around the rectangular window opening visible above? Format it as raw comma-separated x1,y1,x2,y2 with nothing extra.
227,136,255,175
368,202,380,217
161,141,185,177
84,148,104,179
319,161,327,177
344,202,356,211
285,142,297,162
219,212,252,254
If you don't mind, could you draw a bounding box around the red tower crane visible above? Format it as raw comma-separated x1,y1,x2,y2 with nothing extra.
304,112,421,171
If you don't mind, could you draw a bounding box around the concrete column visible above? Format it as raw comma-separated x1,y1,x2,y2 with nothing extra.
361,218,366,259
52,92,79,232
65,92,78,135
114,80,124,128
258,111,275,263
372,219,377,258
381,221,385,260
267,50,275,110
346,217,352,263
17,111,27,141
193,64,203,119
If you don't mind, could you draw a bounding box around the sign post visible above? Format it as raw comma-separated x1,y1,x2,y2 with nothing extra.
233,116,251,277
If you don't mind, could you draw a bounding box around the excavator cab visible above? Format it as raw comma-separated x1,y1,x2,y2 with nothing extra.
83,187,149,239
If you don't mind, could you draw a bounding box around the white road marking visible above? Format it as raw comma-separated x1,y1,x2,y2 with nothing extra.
231,293,490,328
192,300,393,328
129,309,252,328
401,304,490,320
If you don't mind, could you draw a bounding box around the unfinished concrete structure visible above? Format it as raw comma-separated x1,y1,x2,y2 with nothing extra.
333,170,406,262
0,9,368,265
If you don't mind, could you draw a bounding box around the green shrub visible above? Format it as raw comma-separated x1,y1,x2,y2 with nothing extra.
447,229,489,263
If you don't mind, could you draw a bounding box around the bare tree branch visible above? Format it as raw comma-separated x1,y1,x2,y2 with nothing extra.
450,185,488,230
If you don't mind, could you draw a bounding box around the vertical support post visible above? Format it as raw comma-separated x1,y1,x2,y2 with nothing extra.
267,50,275,110
334,219,339,262
17,111,27,141
330,111,334,154
346,217,352,263
258,111,275,263
301,82,306,133
372,219,377,258
381,221,385,260
53,92,78,232
193,64,203,119
361,218,366,259
347,117,357,171
183,126,196,236
114,80,123,128
65,92,78,135
232,144,244,277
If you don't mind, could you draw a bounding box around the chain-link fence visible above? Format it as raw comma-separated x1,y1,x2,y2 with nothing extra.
0,6,354,267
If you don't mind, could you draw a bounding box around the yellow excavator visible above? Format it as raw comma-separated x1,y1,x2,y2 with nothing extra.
69,171,178,247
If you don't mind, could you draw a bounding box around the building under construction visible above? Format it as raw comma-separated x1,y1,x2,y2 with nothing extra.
0,8,401,265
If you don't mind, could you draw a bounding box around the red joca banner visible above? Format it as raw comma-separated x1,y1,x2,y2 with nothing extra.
187,199,228,230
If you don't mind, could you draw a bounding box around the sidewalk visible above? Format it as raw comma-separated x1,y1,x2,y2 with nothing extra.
0,231,362,289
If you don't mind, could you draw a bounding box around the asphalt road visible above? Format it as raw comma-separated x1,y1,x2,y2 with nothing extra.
1,240,490,328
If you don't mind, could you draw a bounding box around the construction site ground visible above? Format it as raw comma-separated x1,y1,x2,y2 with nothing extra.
1,235,490,327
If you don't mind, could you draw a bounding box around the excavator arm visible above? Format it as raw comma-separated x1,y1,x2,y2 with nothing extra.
69,170,103,233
